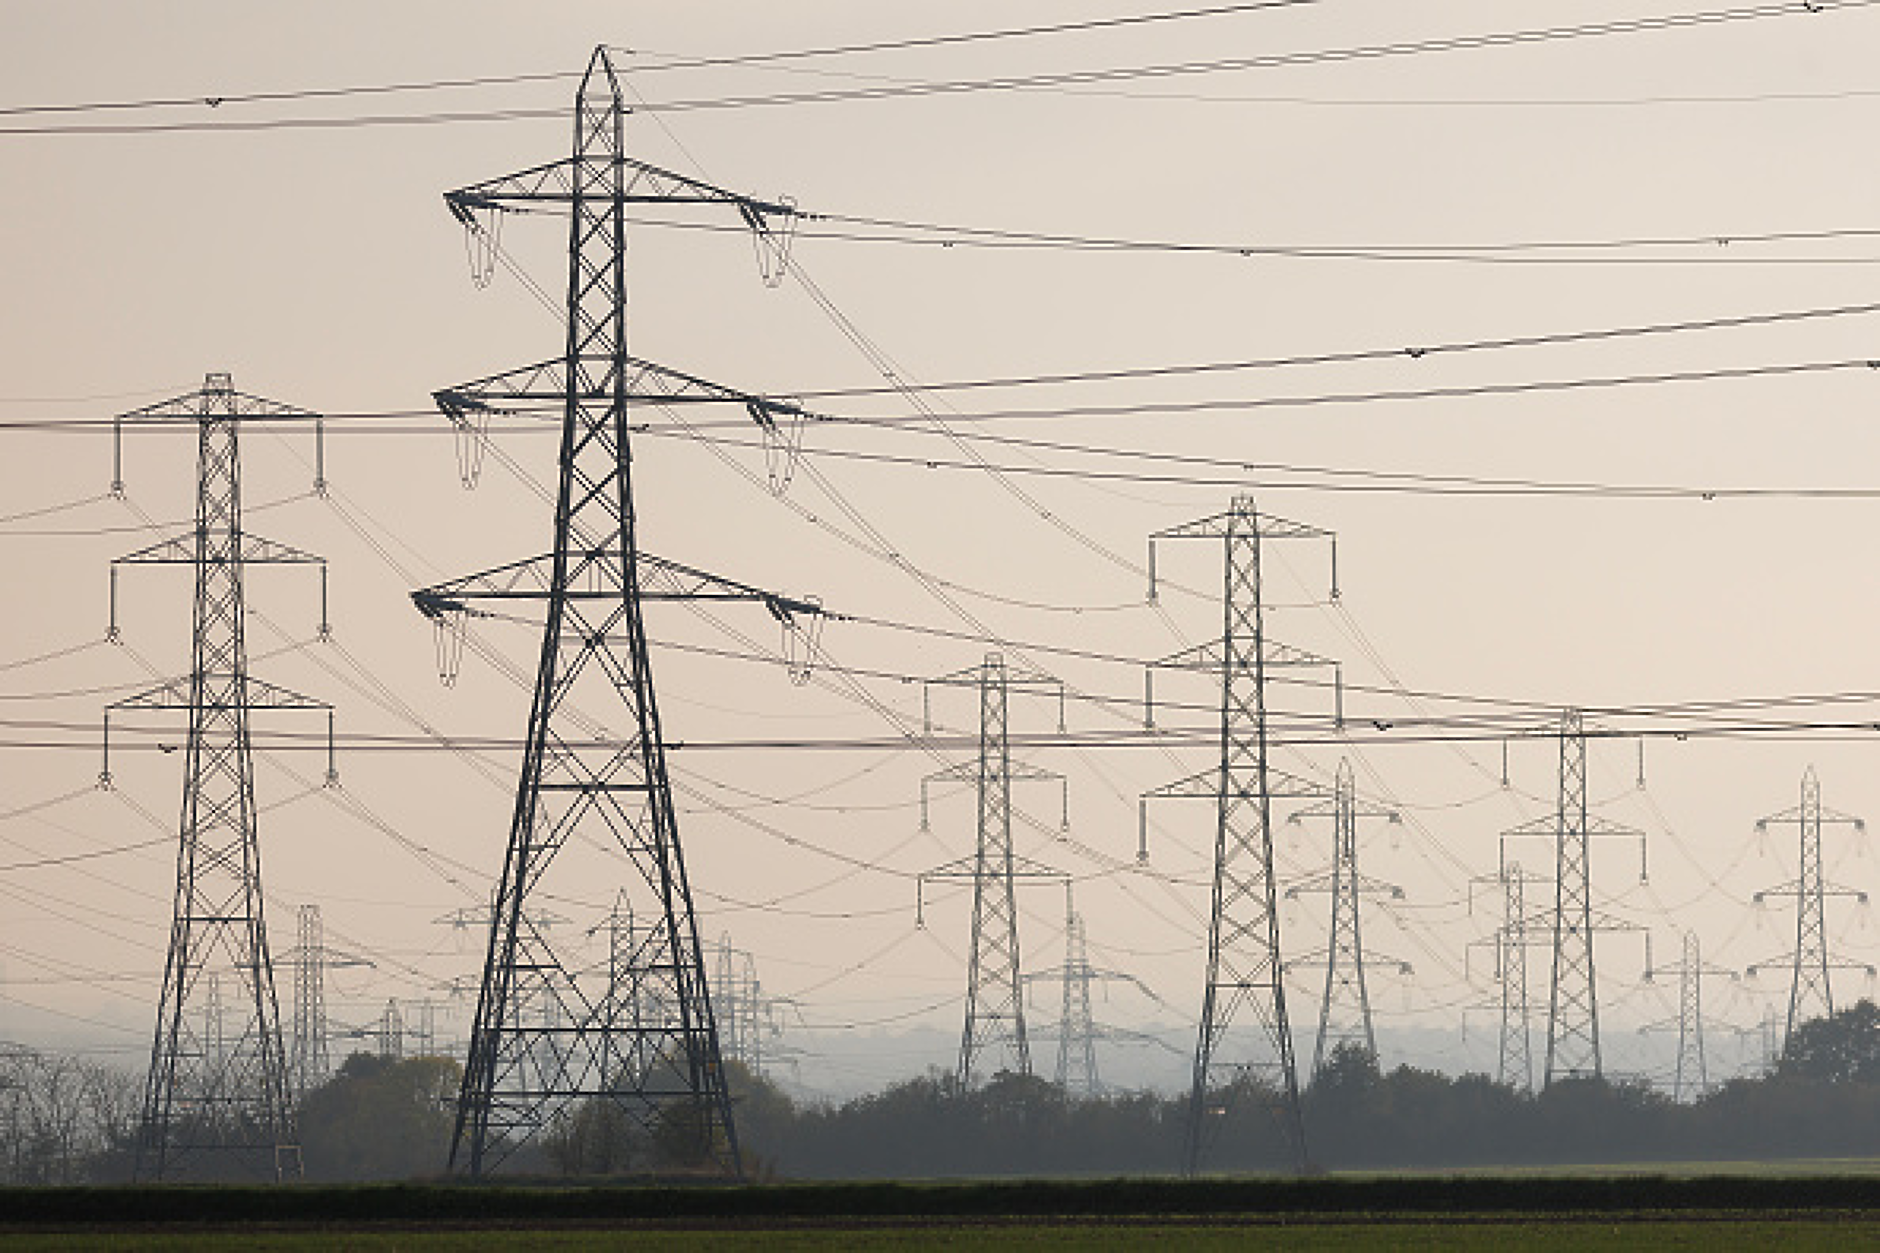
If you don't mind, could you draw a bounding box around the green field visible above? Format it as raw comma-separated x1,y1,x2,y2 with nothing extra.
3,1223,1880,1252
5,1175,1880,1250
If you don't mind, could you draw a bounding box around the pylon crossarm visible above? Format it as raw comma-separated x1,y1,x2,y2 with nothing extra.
1145,764,1331,802
436,356,806,421
1754,878,1869,903
1502,813,1642,840
1150,636,1335,675
1286,868,1404,899
1152,509,1329,543
927,659,1059,690
109,674,329,713
1287,796,1398,823
118,387,319,424
446,154,795,220
925,759,1059,785
1756,804,1865,829
922,857,1065,885
114,532,324,567
1748,955,1876,977
412,552,823,617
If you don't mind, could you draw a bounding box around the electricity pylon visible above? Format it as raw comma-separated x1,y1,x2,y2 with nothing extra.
1746,767,1871,1053
380,1001,405,1060
917,654,1069,1087
713,935,794,1080
1054,897,1100,1096
410,47,815,1178
1018,884,1164,1098
1502,711,1648,1087
1139,494,1339,1175
281,904,374,1100
1640,930,1737,1102
103,373,333,1182
1284,759,1409,1076
1468,862,1550,1093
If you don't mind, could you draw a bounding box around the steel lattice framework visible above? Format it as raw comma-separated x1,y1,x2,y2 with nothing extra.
1747,767,1870,1053
918,654,1067,1087
1468,861,1549,1093
1641,931,1737,1102
1141,494,1338,1175
1285,759,1408,1077
1494,864,1544,1093
412,47,814,1177
1502,711,1646,1087
104,373,332,1182
1021,885,1160,1099
712,936,781,1080
1054,903,1101,1097
283,904,372,1101
291,906,327,1100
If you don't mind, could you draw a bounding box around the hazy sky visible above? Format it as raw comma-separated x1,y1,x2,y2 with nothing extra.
6,2,1880,1096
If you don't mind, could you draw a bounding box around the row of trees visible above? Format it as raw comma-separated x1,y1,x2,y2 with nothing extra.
721,1000,1880,1177
0,1047,138,1184
6,1000,1880,1182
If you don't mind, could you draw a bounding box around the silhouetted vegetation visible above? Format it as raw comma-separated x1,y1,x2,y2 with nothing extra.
725,1001,1880,1178
296,1053,459,1181
13,1001,1880,1182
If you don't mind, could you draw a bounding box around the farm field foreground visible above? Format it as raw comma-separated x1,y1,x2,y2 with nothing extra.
4,1176,1880,1249
0,1223,1876,1253
3,1219,1880,1249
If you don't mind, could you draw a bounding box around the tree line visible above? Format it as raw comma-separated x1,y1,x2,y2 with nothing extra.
9,1000,1880,1181
729,1000,1880,1177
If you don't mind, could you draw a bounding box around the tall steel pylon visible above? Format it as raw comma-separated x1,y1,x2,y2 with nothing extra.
1470,862,1551,1093
1022,884,1167,1099
1641,931,1737,1102
411,46,816,1177
283,904,373,1100
291,907,327,1099
1747,767,1869,1053
1284,759,1408,1077
711,935,793,1080
1054,895,1100,1097
102,373,334,1181
917,654,1068,1087
1140,494,1339,1175
1467,861,1546,1092
1502,711,1647,1087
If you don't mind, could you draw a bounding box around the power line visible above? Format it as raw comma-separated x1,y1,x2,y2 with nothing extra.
0,71,575,118
11,293,1880,435
0,5,1318,121
0,107,562,137
640,209,1880,266
6,2,1872,133
803,357,1880,425
25,713,1880,755
637,424,1880,501
628,1,1880,115
622,3,1326,72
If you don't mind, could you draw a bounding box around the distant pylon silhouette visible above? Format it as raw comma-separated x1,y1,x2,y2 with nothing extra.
283,904,373,1100
104,373,334,1181
1747,767,1870,1054
1284,759,1408,1076
1502,711,1647,1086
917,654,1068,1087
1641,930,1737,1102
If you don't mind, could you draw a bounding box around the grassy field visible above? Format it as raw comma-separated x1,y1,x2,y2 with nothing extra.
4,1175,1880,1249
3,1223,1880,1252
